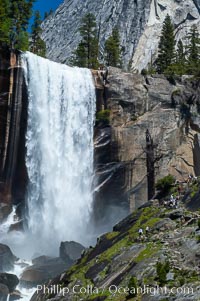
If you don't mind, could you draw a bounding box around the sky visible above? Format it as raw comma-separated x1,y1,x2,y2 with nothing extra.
29,0,63,30
33,0,63,19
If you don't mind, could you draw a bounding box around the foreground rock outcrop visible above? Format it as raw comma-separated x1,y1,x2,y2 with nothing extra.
30,179,200,301
20,241,85,288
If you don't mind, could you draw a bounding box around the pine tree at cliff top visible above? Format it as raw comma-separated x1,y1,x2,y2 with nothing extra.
186,25,200,74
156,14,175,73
104,27,121,67
30,10,46,57
176,40,186,65
71,13,99,69
0,0,11,45
9,0,35,50
168,39,187,76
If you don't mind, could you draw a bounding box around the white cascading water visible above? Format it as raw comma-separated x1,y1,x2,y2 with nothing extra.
22,51,96,255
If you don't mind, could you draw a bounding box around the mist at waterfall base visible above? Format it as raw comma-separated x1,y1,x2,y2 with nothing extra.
0,52,128,261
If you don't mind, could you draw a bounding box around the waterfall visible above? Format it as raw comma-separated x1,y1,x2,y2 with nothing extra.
22,52,96,255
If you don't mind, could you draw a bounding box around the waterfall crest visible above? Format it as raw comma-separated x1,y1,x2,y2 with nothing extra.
22,52,96,254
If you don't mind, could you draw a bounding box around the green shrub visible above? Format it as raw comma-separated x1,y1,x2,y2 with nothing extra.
164,261,170,273
179,277,185,286
156,175,175,195
96,109,111,125
156,261,170,286
127,276,138,299
190,183,199,198
141,68,148,76
198,219,200,229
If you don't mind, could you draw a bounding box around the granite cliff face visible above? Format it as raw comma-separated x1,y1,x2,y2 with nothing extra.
132,0,200,71
41,0,200,70
41,0,152,67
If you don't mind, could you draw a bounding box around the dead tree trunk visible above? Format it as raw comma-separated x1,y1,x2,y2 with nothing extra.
146,129,155,200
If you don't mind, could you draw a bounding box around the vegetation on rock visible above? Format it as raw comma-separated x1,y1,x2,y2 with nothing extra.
127,276,138,299
30,10,46,57
156,14,176,73
71,13,122,69
0,0,11,45
96,109,111,125
152,15,200,77
25,176,200,301
156,175,175,197
186,25,200,75
156,261,170,286
104,27,121,67
71,13,99,69
0,0,46,54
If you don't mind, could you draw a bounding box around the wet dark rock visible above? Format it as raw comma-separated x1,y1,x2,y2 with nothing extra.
8,221,24,232
113,211,141,233
90,297,106,301
59,241,85,262
85,260,109,281
0,244,17,272
0,273,19,292
0,204,12,222
32,256,53,266
167,210,185,220
20,257,73,288
0,284,9,301
10,290,22,301
86,236,112,262
185,191,200,211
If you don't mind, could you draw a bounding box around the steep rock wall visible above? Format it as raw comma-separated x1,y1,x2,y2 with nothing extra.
95,68,200,212
0,49,27,220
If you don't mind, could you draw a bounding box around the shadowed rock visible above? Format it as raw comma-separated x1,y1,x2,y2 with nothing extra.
0,273,19,292
59,241,85,262
20,257,73,288
0,284,9,301
0,244,17,272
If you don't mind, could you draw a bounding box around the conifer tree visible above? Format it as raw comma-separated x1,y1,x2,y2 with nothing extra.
71,42,87,67
9,0,35,50
156,14,175,73
44,9,53,20
166,39,187,76
30,10,46,57
176,40,185,65
127,277,138,298
0,0,11,45
71,13,99,69
186,25,200,73
104,27,121,67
